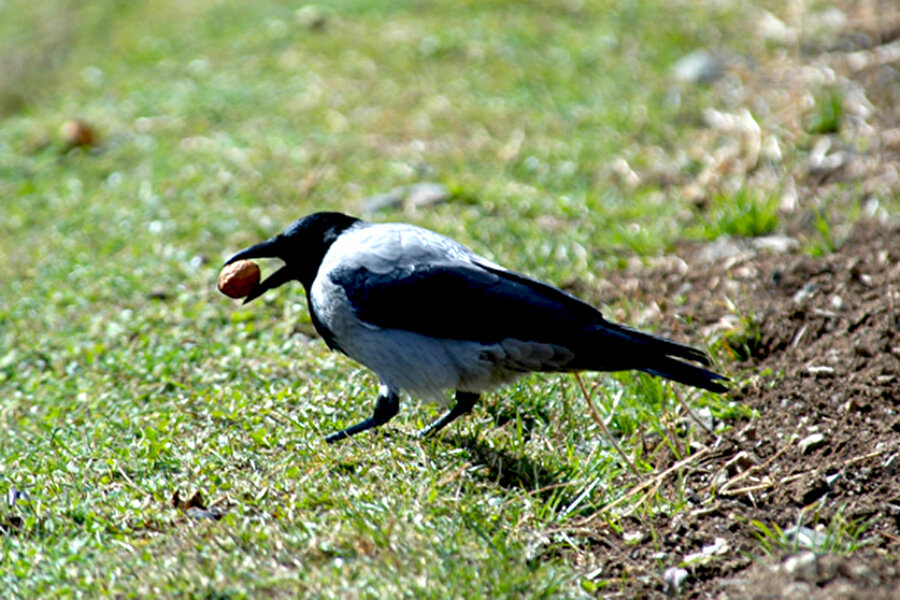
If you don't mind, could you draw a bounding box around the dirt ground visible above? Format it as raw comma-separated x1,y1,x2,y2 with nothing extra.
547,3,900,596
569,218,900,598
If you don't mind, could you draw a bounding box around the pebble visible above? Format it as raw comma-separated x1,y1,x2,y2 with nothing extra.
186,506,224,520
623,530,646,543
806,365,834,376
783,551,818,581
295,5,327,29
697,237,750,263
360,182,449,214
757,10,797,45
798,432,826,454
792,282,819,303
663,566,688,596
752,235,799,254
671,49,724,84
786,527,828,551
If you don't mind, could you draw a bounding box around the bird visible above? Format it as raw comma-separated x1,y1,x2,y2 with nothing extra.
225,211,727,444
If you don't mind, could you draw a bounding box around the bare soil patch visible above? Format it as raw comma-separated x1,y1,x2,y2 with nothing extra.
571,218,900,598
550,1,900,595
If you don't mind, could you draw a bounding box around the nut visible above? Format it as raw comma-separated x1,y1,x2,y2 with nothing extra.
218,260,261,299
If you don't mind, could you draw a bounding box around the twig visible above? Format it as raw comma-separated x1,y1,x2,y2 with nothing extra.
574,373,640,477
716,434,795,494
717,446,887,497
116,463,151,497
541,526,666,586
521,479,582,498
672,386,715,436
586,446,712,519
844,447,886,467
720,479,780,497
436,461,472,487
628,477,665,517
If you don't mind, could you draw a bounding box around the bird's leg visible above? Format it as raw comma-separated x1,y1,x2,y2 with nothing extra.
417,391,479,438
324,389,400,444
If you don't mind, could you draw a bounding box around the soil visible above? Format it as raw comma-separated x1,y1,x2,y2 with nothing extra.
565,218,900,598
544,2,900,595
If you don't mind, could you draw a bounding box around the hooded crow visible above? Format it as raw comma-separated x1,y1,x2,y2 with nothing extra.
225,212,727,443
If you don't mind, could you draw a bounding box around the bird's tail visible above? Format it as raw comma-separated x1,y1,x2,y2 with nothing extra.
605,321,713,365
594,321,728,393
638,355,728,393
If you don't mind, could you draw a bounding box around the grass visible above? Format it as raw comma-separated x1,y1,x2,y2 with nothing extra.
0,0,887,597
750,505,876,556
697,187,781,240
805,89,844,135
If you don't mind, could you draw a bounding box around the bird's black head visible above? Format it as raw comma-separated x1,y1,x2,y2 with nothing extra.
224,211,361,303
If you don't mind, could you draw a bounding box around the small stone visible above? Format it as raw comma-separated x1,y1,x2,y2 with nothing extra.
752,235,799,253
757,10,797,45
783,551,818,582
807,137,846,176
360,188,406,214
186,506,224,520
697,237,750,263
702,537,729,556
840,561,880,586
806,365,834,376
782,581,812,599
683,537,729,565
798,433,826,454
787,527,828,552
671,49,723,84
406,182,449,208
663,566,688,596
360,183,449,215
792,282,818,303
623,530,646,544
608,157,641,187
295,5,327,29
817,554,842,581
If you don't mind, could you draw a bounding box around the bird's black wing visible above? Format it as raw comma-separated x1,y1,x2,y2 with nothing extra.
329,261,603,346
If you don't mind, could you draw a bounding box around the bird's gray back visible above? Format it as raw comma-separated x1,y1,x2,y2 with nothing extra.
317,222,488,276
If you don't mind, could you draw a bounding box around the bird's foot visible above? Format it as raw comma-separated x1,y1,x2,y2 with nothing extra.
324,391,399,444
416,391,479,439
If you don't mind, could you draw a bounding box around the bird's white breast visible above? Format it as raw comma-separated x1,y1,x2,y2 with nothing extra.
310,274,495,404
308,222,569,403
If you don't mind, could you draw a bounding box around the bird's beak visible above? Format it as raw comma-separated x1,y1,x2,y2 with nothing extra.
225,237,294,304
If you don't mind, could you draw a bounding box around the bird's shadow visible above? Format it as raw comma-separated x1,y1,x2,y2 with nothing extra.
434,431,568,500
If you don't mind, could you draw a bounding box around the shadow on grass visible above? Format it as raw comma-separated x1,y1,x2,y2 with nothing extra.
438,432,569,501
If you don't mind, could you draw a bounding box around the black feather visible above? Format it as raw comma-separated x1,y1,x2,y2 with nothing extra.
329,261,603,346
639,356,729,393
330,259,723,381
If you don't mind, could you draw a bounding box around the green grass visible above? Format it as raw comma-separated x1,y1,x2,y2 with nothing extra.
806,89,844,135
0,0,822,596
750,504,876,556
695,187,781,240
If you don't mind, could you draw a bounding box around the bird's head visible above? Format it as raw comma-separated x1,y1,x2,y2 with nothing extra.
224,211,360,304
